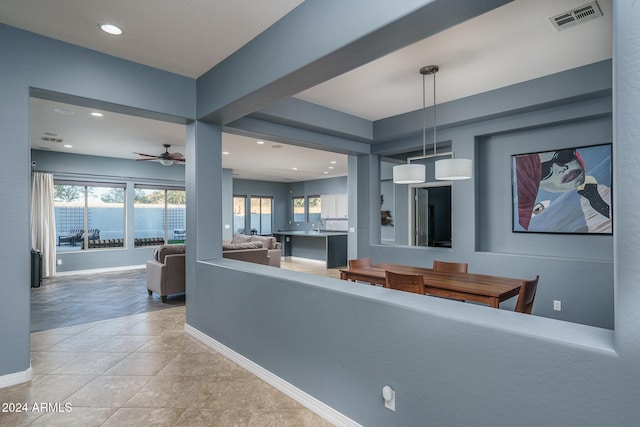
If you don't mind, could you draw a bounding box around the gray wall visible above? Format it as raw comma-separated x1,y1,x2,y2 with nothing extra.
186,2,640,426
231,178,290,233
31,150,186,272
286,176,348,230
368,65,613,329
3,2,640,426
0,23,193,379
222,176,348,235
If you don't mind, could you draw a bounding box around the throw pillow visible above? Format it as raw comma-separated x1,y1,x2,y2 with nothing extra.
249,235,276,249
231,234,251,244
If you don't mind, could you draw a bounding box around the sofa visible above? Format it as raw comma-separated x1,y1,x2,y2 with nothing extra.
146,244,186,302
222,234,281,267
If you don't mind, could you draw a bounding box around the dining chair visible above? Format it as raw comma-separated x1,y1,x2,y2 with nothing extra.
432,260,468,273
384,271,425,295
349,258,372,269
514,275,540,314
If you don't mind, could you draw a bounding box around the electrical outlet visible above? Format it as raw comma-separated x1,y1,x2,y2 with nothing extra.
554,300,562,311
382,386,396,411
57,259,62,266
349,227,355,233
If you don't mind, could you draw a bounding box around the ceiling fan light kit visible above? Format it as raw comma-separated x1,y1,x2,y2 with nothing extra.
134,143,185,166
393,65,472,184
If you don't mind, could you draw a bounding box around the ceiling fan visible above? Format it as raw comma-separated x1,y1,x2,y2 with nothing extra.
134,144,185,166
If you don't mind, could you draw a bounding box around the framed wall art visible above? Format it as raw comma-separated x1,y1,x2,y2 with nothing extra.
512,143,612,234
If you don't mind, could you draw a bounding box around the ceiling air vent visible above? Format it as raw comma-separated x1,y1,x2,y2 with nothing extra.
41,136,64,143
550,1,603,31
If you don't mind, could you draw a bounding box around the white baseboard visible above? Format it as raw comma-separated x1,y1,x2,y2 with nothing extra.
54,264,145,277
185,324,361,427
0,367,32,389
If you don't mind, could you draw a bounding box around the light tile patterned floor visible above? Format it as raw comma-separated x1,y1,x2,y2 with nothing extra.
280,257,342,279
0,306,334,426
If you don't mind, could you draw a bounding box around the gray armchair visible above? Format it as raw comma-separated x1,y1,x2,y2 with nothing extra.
146,244,186,302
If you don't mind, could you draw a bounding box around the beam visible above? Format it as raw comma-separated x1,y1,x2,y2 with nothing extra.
197,0,513,124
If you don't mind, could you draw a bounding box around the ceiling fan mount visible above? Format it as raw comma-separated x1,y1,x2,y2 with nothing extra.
134,144,185,166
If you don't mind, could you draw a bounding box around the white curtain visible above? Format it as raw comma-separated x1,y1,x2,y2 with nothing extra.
31,172,57,277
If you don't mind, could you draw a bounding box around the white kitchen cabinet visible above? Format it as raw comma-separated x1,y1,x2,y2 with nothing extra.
321,194,348,219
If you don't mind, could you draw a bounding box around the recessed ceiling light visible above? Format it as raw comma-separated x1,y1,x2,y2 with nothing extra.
90,112,103,117
323,171,329,174
292,167,298,171
331,161,337,164
100,23,123,35
222,151,229,155
63,144,73,148
256,140,265,145
54,107,74,115
328,166,334,169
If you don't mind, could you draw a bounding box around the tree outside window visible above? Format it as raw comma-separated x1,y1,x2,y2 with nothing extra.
293,196,305,222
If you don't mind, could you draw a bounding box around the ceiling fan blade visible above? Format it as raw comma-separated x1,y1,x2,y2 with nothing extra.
135,157,160,161
133,152,159,157
167,152,184,160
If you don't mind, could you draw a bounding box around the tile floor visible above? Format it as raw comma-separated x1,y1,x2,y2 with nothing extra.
1,257,343,426
280,258,342,279
1,308,334,426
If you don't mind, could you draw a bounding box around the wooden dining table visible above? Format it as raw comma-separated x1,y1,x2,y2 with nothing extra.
339,263,523,308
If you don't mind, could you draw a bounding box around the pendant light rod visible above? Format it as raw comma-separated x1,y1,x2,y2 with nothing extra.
420,65,439,155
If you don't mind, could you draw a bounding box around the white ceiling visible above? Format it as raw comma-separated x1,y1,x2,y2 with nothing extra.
295,0,612,121
29,97,348,182
2,0,612,181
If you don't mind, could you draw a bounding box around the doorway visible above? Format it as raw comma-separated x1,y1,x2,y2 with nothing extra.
412,184,452,247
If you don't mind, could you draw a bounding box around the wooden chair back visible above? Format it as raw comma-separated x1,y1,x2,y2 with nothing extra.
432,260,468,273
514,275,539,314
349,258,372,269
384,271,425,295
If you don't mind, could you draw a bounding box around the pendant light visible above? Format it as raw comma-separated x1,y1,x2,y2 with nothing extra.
393,65,472,183
392,67,431,184
427,66,472,180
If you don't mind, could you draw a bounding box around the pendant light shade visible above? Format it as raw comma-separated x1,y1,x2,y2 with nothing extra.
393,163,426,184
435,158,472,180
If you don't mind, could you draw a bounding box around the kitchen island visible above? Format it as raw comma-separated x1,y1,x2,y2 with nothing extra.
273,230,348,268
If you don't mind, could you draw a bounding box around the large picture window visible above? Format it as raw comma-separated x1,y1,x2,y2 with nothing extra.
134,185,186,246
54,181,125,251
250,196,272,235
233,195,247,234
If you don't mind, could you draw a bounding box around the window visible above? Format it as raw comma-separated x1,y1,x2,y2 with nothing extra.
134,185,185,246
308,195,321,224
292,196,306,222
54,181,125,251
250,196,272,235
233,195,247,234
